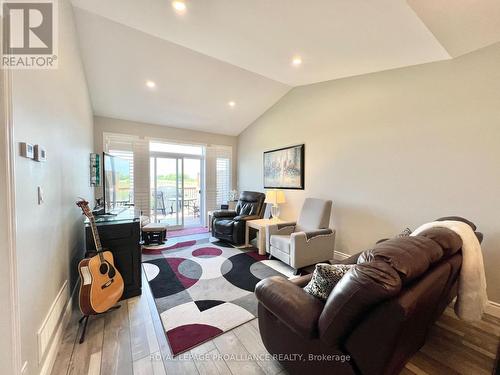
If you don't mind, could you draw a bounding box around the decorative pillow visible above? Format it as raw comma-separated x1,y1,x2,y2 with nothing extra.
303,263,354,301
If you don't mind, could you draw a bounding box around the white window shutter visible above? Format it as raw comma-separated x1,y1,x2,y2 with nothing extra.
215,147,232,206
205,146,218,212
133,139,150,216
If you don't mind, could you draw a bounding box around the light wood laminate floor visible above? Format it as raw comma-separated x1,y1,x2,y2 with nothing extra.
51,242,500,375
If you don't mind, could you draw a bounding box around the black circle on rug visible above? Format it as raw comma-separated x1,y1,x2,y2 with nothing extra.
143,258,201,298
222,253,264,292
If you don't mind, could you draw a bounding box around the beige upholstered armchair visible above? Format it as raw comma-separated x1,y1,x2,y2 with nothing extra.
266,198,335,274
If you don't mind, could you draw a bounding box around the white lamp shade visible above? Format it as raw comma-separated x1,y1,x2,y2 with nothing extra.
265,190,286,204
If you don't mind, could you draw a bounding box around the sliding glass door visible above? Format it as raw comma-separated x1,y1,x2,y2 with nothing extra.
150,154,203,228
183,158,202,227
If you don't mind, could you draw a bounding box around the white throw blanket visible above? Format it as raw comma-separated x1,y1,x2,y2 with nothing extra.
411,220,488,321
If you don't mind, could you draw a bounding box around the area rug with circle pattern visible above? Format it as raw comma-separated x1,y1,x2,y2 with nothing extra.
142,239,290,355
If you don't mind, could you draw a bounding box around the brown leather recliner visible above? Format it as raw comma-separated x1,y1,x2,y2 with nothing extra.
211,191,266,245
255,220,482,375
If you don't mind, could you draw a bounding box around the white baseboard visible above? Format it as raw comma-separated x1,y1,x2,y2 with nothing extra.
485,300,500,318
334,250,350,260
39,281,76,375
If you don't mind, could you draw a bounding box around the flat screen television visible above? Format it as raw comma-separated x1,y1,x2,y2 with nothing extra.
103,152,132,214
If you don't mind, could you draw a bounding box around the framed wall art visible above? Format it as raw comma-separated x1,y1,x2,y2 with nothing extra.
263,144,304,189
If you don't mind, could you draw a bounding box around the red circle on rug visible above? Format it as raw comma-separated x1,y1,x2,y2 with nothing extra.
167,323,223,355
192,247,223,257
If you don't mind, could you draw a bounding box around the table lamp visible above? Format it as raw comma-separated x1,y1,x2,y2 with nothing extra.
265,190,286,219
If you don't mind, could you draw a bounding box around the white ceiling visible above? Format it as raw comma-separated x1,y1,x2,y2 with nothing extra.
72,0,450,86
71,0,500,136
73,8,290,136
408,0,500,58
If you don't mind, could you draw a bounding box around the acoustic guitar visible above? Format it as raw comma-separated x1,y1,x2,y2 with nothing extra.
76,199,124,315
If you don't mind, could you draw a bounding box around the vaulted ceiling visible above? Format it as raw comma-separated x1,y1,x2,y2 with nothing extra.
71,0,500,136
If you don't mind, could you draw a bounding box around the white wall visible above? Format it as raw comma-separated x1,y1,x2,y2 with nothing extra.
94,115,239,189
238,42,500,303
10,0,94,373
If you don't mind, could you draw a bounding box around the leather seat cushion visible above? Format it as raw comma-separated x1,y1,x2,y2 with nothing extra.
213,219,234,234
357,237,443,284
270,235,291,254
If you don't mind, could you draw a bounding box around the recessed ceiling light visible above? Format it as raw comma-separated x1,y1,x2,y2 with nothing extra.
172,1,186,13
146,80,156,88
292,56,302,66
228,101,236,107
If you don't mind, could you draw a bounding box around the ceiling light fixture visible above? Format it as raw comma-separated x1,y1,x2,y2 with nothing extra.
228,101,236,107
172,1,187,13
146,80,156,88
292,56,302,66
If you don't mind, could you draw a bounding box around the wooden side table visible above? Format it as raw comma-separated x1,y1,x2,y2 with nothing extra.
245,218,284,255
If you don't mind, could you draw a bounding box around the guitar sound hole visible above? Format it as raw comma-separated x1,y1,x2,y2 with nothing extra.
99,263,109,275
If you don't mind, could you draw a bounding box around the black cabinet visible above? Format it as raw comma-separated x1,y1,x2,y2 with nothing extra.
85,209,142,299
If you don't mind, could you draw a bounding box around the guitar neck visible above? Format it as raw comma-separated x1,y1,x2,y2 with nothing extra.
88,217,103,253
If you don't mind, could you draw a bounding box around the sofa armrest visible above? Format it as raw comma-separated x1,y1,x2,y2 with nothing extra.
212,210,237,218
233,215,260,221
255,276,324,339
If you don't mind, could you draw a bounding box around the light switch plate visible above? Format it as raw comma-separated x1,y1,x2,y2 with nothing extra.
37,186,44,205
20,142,34,158
34,145,47,162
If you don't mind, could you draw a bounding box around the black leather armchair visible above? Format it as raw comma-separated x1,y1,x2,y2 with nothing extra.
212,191,266,245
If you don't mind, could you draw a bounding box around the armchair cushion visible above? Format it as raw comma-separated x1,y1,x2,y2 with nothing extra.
212,210,237,218
304,263,354,301
266,222,296,252
255,276,324,339
270,235,292,254
213,219,234,235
